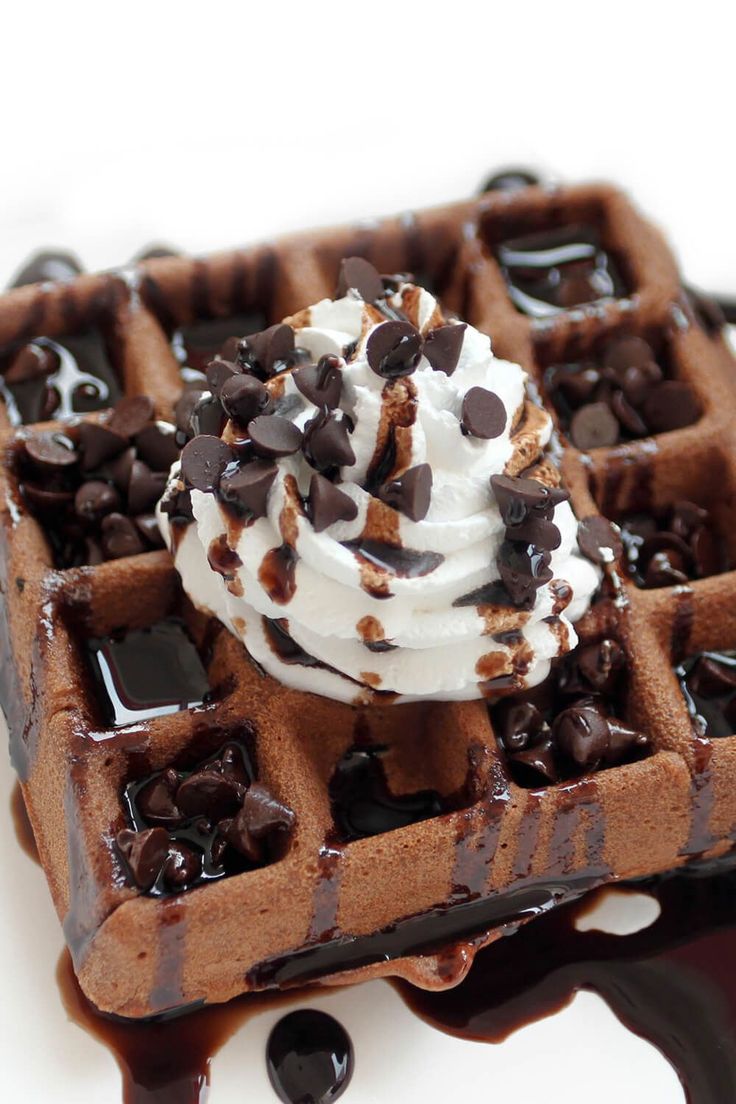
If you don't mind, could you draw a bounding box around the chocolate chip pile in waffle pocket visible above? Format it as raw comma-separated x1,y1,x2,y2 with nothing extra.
2,182,736,1019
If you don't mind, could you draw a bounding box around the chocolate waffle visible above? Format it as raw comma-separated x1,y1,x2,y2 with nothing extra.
2,182,736,1019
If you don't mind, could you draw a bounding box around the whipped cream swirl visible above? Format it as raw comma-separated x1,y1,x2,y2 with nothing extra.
158,271,599,703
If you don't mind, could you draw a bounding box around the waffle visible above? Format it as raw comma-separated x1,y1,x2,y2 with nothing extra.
2,182,736,1020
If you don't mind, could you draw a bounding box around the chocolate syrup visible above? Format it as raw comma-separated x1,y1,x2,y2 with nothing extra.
259,544,297,605
87,619,211,727
329,744,443,841
266,1009,354,1104
342,539,444,579
171,312,268,374
396,865,736,1104
0,332,121,426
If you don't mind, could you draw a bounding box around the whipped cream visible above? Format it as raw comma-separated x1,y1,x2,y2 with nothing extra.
158,275,599,704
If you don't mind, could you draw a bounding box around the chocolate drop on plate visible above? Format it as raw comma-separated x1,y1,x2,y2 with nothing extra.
266,1009,354,1104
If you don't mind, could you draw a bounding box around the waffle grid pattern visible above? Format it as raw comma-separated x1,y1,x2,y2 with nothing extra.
2,184,736,1017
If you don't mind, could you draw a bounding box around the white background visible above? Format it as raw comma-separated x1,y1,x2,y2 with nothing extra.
1,1,731,1099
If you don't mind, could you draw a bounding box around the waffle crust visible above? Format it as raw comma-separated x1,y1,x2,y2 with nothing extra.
2,183,736,1018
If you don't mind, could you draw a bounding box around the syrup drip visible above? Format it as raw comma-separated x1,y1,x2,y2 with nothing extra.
259,544,297,605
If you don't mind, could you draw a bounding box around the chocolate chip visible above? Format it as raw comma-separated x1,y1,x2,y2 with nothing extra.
190,393,226,438
163,844,202,890
136,769,183,828
78,421,128,471
569,402,620,450
220,808,262,863
423,324,466,376
219,459,277,519
108,395,155,438
336,256,385,303
127,460,168,514
116,827,169,891
461,387,506,439
691,524,721,578
174,387,206,439
601,335,656,375
24,431,78,469
497,540,553,609
5,342,58,383
176,770,245,820
576,638,625,694
606,719,649,763
491,475,569,525
219,743,252,786
106,446,136,492
293,355,343,409
241,782,296,837
670,501,708,541
238,324,295,378
248,414,303,459
135,514,166,549
366,321,423,379
220,374,271,426
577,515,623,565
134,423,179,472
74,480,120,521
303,411,355,470
378,463,432,522
688,655,736,699
206,358,242,396
610,390,648,436
100,513,147,559
496,700,545,751
159,484,194,525
180,435,234,492
641,381,700,434
644,550,689,587
507,516,561,551
510,739,560,783
481,167,540,192
553,701,611,768
308,473,358,532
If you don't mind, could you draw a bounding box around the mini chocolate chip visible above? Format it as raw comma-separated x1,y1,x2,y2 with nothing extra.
220,374,271,427
219,459,277,519
496,699,545,751
553,701,611,768
644,550,689,587
303,410,355,470
423,323,466,376
569,402,620,450
134,423,180,472
78,421,128,470
639,532,693,571
481,167,541,192
461,387,506,439
507,516,561,551
100,513,147,559
220,809,263,863
336,256,385,303
491,475,569,525
238,324,295,378
116,827,169,891
127,460,168,514
108,395,155,438
5,343,58,383
642,381,700,434
106,446,136,492
135,514,166,548
219,743,252,786
688,655,736,699
136,769,184,828
180,435,234,492
670,501,708,541
163,844,202,889
610,390,649,436
378,463,432,522
248,414,303,459
497,540,553,609
366,321,423,379
510,739,560,783
25,431,78,469
308,473,358,532
190,393,226,438
577,515,623,564
159,483,194,524
293,355,344,409
690,524,722,578
174,387,206,438
601,335,656,374
206,358,242,396
74,480,121,522
176,770,245,820
241,782,296,837
606,719,650,763
576,638,625,694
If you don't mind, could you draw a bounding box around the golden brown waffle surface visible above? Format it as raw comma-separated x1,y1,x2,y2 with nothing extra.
2,183,736,1018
